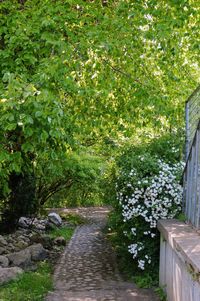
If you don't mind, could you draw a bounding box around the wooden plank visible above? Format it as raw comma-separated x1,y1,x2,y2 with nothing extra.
187,154,193,222
192,138,198,226
193,280,200,301
183,171,187,213
186,101,190,159
190,144,196,224
159,235,166,288
196,129,200,228
185,156,191,218
181,263,192,301
172,251,181,301
165,243,173,301
186,87,200,155
194,129,199,227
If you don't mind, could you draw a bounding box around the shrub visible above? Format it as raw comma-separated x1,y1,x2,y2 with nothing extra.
108,136,184,283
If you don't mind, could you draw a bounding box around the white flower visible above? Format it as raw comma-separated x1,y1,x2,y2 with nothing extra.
116,158,183,270
131,227,137,236
138,259,145,270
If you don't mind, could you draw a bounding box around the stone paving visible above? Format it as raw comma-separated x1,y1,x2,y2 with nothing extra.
45,207,159,301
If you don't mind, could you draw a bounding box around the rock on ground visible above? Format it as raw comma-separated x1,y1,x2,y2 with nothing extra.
54,237,66,246
6,248,32,269
0,235,7,247
30,233,53,249
0,255,9,268
28,243,48,261
6,243,48,270
0,266,23,285
0,247,6,255
18,217,30,228
48,213,62,227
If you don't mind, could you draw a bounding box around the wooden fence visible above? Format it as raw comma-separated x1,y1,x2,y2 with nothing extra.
185,86,200,159
183,120,200,228
184,86,200,228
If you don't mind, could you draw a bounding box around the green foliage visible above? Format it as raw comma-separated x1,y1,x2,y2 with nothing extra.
59,213,88,225
116,132,184,170
0,0,199,143
133,274,157,288
177,212,187,222
44,152,106,207
154,286,167,301
107,136,183,284
0,0,199,224
0,261,53,301
107,227,158,287
47,225,74,240
0,225,75,298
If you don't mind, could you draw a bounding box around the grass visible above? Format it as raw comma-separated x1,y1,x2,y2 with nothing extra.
0,225,75,300
59,212,88,226
48,225,75,240
0,261,52,301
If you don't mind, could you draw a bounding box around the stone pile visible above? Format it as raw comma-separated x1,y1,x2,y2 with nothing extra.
18,212,62,231
0,212,66,285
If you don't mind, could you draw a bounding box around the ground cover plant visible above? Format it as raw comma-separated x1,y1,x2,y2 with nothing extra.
0,222,75,300
59,212,88,226
0,261,52,301
47,225,75,240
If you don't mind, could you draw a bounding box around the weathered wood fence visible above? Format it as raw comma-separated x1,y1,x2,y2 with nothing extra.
159,86,200,301
183,86,200,228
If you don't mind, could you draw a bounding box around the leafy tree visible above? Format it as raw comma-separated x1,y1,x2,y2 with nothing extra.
0,0,199,230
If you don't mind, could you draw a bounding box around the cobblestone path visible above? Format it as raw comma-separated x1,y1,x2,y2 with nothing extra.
46,207,159,301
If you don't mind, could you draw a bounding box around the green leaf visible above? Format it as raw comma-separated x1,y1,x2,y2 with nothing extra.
40,130,49,142
5,123,16,131
0,151,9,162
35,111,43,118
26,116,34,124
22,142,34,153
24,127,34,137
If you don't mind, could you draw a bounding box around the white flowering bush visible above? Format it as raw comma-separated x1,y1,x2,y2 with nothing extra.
109,147,184,277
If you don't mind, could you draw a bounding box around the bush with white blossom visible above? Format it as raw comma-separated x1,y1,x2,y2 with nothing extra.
110,150,184,275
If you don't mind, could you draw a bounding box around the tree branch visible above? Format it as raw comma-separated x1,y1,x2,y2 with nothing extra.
102,59,142,84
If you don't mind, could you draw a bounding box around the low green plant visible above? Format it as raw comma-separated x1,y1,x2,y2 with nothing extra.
0,227,75,299
0,261,52,301
60,212,88,226
48,225,74,240
154,286,167,301
177,212,187,222
133,274,157,288
106,228,159,287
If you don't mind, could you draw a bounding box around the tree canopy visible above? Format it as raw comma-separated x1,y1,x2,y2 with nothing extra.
0,0,199,229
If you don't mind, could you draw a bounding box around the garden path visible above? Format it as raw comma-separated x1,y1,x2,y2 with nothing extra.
45,207,159,301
